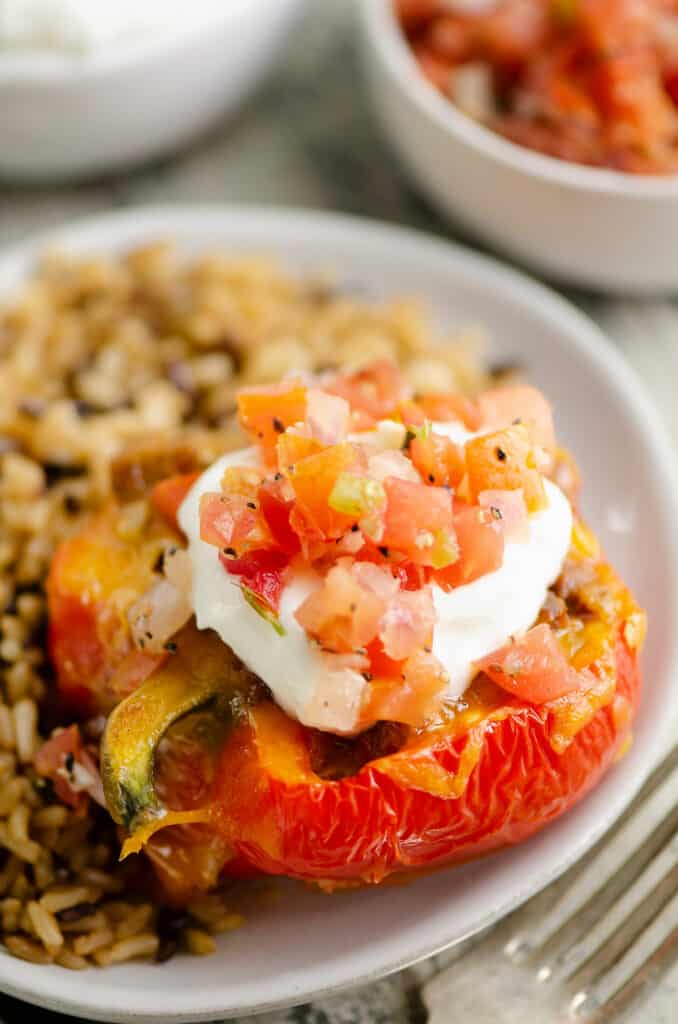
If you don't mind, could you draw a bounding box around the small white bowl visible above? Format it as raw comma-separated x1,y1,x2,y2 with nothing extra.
0,0,304,182
0,204,676,1022
358,0,678,294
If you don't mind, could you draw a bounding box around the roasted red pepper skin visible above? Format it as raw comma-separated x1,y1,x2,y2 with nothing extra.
211,629,639,884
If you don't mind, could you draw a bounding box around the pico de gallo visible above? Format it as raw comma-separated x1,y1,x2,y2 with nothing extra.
397,0,678,174
44,360,645,899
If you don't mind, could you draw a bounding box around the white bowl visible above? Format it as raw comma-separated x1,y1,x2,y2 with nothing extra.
0,0,304,182
357,0,678,295
0,206,676,1022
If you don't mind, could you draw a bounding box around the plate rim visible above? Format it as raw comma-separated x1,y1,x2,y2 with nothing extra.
0,203,676,1023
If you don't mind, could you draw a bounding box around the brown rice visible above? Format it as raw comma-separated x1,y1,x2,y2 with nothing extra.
0,241,498,967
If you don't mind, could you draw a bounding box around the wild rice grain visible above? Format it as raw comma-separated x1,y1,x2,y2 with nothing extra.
210,913,245,935
60,911,109,934
0,854,22,895
93,932,159,966
0,897,21,932
0,777,28,817
113,903,153,940
27,899,63,952
8,802,30,843
40,884,92,915
0,822,41,864
5,934,54,964
0,706,15,750
12,699,37,763
185,928,216,956
55,947,89,970
72,927,115,957
32,805,69,830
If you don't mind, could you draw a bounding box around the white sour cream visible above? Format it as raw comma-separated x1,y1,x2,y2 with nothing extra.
179,433,572,735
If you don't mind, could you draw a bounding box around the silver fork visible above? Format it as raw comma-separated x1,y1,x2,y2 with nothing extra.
422,746,678,1023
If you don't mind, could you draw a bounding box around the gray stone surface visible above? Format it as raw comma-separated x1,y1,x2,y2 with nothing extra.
0,3,675,1021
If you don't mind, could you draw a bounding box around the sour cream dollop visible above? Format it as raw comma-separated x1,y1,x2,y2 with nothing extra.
179,428,572,735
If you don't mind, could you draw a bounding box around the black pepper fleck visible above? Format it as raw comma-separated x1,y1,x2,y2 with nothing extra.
496,446,507,462
63,494,81,516
272,417,285,434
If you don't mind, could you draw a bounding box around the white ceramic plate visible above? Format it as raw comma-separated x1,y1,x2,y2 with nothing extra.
0,207,676,1023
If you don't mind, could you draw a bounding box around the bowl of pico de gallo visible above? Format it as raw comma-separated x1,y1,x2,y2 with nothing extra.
358,0,678,293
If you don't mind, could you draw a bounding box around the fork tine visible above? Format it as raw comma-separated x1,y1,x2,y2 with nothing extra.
569,887,678,1019
538,832,678,983
504,762,678,962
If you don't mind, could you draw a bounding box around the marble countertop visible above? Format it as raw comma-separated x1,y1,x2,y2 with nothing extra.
0,4,675,1022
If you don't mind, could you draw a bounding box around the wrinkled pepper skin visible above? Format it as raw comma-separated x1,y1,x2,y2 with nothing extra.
211,635,639,884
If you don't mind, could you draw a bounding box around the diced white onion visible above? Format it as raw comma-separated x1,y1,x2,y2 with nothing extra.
450,62,497,122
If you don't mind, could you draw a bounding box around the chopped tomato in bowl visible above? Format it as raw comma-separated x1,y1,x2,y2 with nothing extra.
396,0,678,175
45,360,645,893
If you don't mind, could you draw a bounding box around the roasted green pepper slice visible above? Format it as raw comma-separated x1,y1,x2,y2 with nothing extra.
101,622,250,848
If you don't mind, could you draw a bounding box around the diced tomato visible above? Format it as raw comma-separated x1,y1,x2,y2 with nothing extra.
395,400,428,429
199,492,264,553
238,381,307,465
258,479,301,555
366,638,405,680
295,561,386,654
362,649,448,728
410,432,466,489
435,502,504,589
579,0,653,57
381,477,457,567
35,725,105,813
276,431,323,471
288,442,363,542
478,386,556,462
396,0,678,175
396,0,445,31
221,548,290,614
465,424,547,512
478,488,529,543
413,43,455,91
417,393,482,430
329,361,409,427
426,14,473,63
476,623,586,704
351,561,400,602
151,472,200,531
358,544,432,591
379,587,436,661
477,0,550,66
392,560,431,591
